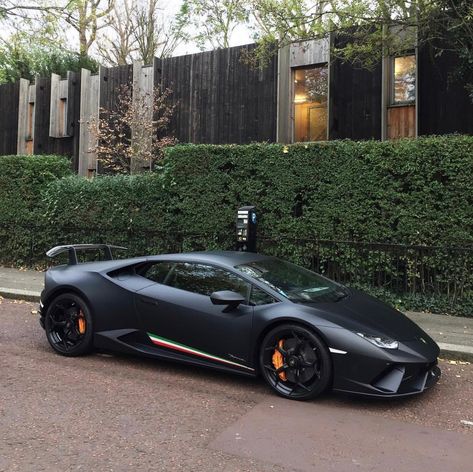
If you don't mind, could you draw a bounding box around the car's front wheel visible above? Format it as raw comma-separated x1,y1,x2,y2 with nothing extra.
44,293,94,357
259,324,332,400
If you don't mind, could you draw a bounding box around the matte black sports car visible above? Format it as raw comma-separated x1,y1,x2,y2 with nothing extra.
39,244,440,400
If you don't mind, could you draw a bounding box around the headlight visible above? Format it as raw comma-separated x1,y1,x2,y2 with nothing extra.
356,332,399,349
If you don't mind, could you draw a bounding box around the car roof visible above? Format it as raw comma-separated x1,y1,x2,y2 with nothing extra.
148,250,273,268
49,251,273,272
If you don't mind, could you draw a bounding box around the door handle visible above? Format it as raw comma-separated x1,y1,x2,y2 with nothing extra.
139,297,159,306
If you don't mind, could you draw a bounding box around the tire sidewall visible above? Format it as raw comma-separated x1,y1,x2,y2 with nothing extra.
45,293,94,357
259,323,332,400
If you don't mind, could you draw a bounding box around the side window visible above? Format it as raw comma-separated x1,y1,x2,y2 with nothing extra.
250,286,276,306
142,262,174,284
166,263,250,299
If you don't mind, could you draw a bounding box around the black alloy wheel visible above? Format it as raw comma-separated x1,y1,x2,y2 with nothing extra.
44,293,94,357
260,324,332,400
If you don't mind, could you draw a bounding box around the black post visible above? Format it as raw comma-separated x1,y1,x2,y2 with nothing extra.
236,206,257,252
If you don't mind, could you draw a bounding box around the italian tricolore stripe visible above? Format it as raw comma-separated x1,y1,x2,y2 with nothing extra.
147,332,254,371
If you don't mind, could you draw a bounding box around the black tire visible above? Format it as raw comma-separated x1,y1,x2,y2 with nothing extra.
259,323,332,400
44,293,94,357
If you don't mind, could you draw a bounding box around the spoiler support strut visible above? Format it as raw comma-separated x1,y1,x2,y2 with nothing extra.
46,244,127,265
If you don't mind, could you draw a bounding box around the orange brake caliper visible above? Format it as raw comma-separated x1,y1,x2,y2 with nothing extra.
77,311,86,335
272,340,287,381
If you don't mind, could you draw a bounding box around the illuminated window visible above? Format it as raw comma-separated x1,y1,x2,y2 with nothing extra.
293,65,328,142
392,55,416,104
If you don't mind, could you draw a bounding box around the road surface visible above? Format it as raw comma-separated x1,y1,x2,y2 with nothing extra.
1,298,472,471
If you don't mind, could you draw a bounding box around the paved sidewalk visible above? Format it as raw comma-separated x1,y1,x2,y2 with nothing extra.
1,265,472,361
0,266,43,301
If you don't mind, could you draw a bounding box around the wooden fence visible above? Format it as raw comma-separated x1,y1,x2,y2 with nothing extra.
0,44,277,175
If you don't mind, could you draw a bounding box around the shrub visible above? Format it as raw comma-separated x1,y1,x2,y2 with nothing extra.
0,155,72,265
163,136,473,246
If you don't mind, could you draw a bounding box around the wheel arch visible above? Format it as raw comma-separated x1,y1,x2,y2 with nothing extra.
42,286,93,317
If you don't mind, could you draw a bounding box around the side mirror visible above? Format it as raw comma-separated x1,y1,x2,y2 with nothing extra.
210,290,245,310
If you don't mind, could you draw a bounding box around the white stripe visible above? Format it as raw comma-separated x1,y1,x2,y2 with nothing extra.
329,348,347,355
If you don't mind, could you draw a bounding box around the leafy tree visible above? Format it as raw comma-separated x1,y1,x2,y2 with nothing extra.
0,31,99,84
248,0,473,96
179,0,249,50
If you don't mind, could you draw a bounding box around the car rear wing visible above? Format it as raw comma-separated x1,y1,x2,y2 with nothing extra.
46,244,127,265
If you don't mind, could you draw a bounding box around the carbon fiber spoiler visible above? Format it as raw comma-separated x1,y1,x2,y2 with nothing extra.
46,244,127,265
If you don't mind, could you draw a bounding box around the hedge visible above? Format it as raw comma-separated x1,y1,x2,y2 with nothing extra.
0,155,72,265
162,136,473,247
1,136,472,315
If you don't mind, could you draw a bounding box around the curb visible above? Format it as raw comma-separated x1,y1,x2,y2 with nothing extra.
438,343,473,363
0,288,40,302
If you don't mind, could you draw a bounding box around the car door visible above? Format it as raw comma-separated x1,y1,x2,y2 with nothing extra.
135,261,255,372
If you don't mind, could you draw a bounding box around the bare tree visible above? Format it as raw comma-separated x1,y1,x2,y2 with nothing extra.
96,0,186,66
0,0,67,19
61,0,115,56
133,0,187,63
96,0,137,65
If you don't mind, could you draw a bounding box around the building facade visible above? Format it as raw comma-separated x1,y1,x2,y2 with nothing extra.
0,37,471,175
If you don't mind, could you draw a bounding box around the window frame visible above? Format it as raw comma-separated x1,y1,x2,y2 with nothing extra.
292,63,329,142
390,53,416,106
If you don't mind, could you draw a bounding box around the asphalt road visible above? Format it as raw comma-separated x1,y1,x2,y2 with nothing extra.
1,298,473,472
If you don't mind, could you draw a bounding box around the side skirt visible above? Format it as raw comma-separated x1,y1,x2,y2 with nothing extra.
94,329,257,378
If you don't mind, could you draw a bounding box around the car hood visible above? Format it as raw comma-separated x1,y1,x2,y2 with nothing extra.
302,288,430,342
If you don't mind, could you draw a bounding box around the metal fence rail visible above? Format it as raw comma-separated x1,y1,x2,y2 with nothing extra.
1,225,472,302
259,237,473,301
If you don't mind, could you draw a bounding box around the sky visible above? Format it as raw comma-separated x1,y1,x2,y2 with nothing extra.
164,0,254,56
0,0,255,59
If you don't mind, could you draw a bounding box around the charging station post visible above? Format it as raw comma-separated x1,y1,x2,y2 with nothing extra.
236,206,257,252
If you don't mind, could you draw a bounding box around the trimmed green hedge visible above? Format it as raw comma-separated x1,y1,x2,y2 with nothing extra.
163,136,473,246
1,137,472,315
0,155,72,265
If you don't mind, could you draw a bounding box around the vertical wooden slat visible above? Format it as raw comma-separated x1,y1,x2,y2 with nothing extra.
78,68,100,176
17,78,30,154
329,33,382,140
0,82,20,155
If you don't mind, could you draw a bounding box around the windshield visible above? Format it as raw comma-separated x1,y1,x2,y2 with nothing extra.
235,258,349,303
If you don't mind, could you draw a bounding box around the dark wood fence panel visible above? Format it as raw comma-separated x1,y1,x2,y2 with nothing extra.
0,82,20,155
418,45,473,135
98,65,133,173
33,77,52,155
329,34,382,140
34,77,75,157
70,71,81,171
99,64,133,111
160,44,277,144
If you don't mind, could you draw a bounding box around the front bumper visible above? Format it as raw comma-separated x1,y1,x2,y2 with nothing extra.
327,330,442,398
333,361,441,398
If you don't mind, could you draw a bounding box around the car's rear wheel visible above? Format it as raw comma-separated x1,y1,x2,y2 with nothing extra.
44,293,93,357
259,324,332,400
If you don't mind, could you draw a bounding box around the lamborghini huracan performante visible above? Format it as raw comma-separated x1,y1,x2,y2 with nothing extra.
39,244,441,400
